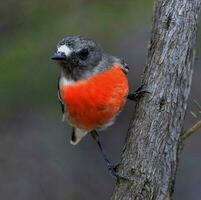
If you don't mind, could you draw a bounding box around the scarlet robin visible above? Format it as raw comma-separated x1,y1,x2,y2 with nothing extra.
51,36,144,178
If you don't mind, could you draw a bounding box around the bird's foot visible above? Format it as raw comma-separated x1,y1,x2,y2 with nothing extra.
128,85,150,102
107,163,130,181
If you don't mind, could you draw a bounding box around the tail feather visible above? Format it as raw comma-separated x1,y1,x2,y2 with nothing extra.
70,128,88,145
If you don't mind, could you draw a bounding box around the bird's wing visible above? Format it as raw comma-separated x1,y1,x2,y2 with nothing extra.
70,127,88,145
120,59,129,74
57,77,64,114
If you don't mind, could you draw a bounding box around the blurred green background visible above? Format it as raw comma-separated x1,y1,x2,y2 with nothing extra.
0,1,201,200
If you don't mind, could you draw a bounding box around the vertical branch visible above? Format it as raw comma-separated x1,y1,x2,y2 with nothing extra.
111,0,201,200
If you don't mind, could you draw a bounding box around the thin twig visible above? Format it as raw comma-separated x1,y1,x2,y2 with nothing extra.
181,120,201,141
193,100,201,111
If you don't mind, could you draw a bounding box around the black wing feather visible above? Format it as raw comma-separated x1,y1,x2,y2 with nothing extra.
120,59,129,74
57,77,64,114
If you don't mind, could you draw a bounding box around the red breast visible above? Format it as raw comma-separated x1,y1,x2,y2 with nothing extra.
60,64,129,130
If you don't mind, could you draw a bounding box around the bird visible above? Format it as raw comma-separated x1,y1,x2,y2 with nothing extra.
51,36,144,179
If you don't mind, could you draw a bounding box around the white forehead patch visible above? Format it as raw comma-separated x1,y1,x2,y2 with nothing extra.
57,45,72,56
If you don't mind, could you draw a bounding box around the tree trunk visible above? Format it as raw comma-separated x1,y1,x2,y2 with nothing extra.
111,0,201,200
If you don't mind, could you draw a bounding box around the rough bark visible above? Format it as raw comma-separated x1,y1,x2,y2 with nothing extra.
111,0,201,200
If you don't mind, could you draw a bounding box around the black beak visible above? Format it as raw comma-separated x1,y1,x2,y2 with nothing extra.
51,52,66,61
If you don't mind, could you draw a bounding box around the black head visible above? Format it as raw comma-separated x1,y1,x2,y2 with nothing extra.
51,36,103,80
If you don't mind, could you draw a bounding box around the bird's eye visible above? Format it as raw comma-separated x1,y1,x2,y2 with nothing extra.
78,48,89,60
